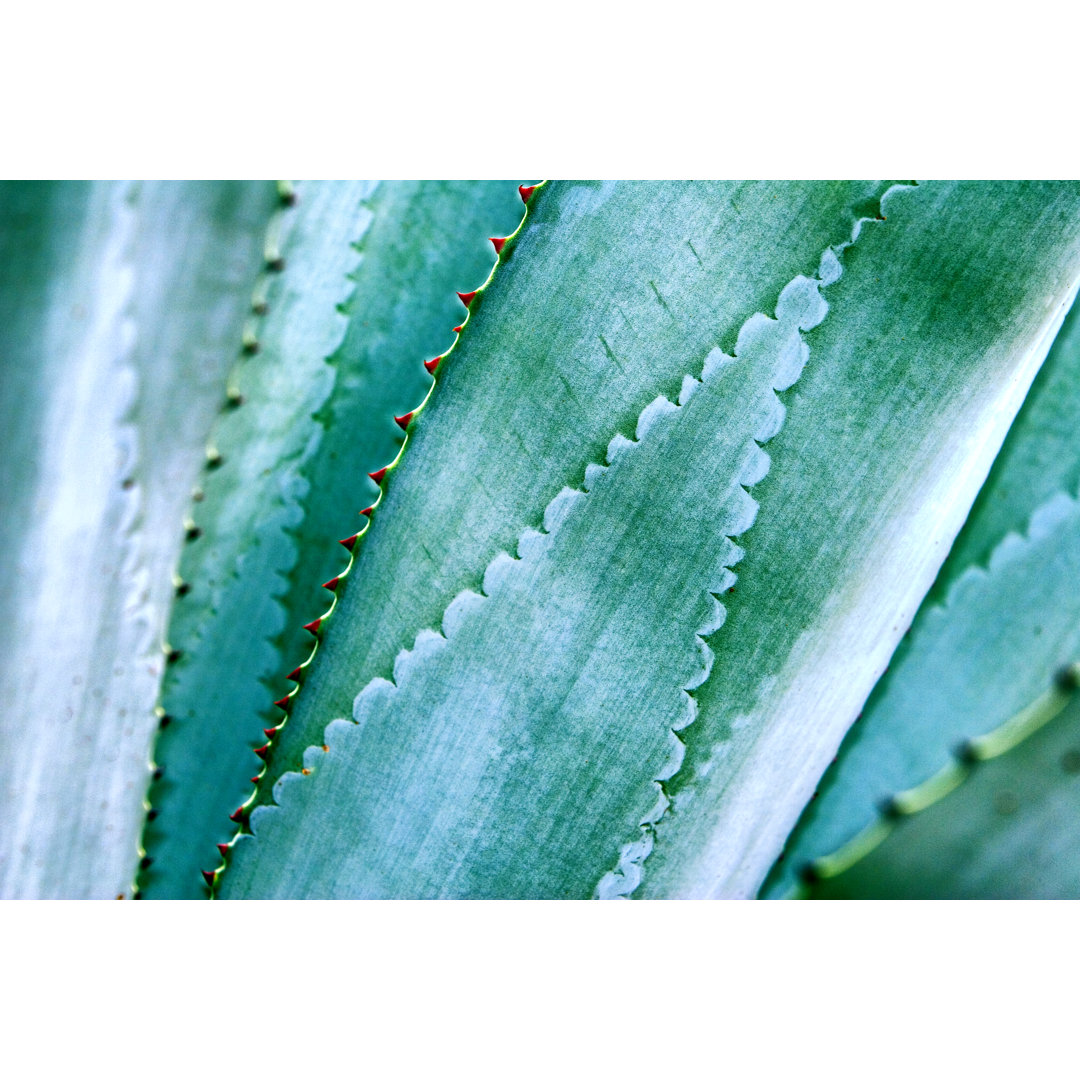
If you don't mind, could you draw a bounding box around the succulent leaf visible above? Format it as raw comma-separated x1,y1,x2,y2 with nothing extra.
141,181,525,897
765,285,1080,898
224,182,1080,899
0,181,276,898
803,674,1080,899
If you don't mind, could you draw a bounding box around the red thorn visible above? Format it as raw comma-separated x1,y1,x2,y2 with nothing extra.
303,618,321,636
394,411,414,431
250,776,261,784
263,727,278,739
490,236,507,254
456,290,478,308
274,696,291,710
322,576,340,592
360,506,373,517
202,870,216,887
452,325,463,333
368,466,388,485
339,533,359,550
424,356,442,375
229,806,246,823
217,843,229,857
519,184,538,203
287,666,303,682
254,744,270,759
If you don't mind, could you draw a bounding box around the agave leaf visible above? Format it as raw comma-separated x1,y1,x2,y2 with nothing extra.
256,181,893,788
142,181,525,898
0,181,276,898
928,287,1080,599
224,182,1080,899
764,293,1080,898
804,674,1080,899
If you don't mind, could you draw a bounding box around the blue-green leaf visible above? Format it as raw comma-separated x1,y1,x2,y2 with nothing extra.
142,181,525,897
0,181,276,898
222,182,1080,899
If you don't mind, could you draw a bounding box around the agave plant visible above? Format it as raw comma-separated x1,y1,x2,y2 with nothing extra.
3,179,1079,900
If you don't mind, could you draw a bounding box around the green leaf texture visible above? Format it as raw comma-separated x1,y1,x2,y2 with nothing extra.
142,181,525,897
224,182,1080,899
254,181,892,797
804,675,1080,899
765,290,1080,898
0,181,276,898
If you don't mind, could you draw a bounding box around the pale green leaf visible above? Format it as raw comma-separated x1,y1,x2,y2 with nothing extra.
0,181,275,898
224,182,1080,899
765,289,1080,898
142,181,525,897
804,675,1080,899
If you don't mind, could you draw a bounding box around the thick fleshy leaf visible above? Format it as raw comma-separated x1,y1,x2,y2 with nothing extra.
804,675,1080,899
0,181,276,898
142,181,524,897
764,291,1080,898
929,286,1080,599
256,181,892,791
224,182,1080,899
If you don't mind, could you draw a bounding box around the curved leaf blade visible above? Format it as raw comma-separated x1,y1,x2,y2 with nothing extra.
0,181,275,898
805,676,1080,899
143,181,525,897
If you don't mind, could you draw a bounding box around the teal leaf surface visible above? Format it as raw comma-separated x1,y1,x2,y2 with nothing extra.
254,181,892,795
223,182,1080,899
804,675,1080,899
142,181,524,897
0,181,275,898
765,288,1080,898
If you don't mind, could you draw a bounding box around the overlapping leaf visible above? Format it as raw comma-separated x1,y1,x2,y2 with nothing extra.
804,676,1080,899
225,182,1080,899
142,181,525,897
766,286,1080,898
0,181,276,898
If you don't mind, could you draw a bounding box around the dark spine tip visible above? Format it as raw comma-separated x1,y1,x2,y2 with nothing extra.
1055,663,1080,692
456,290,478,309
339,534,359,550
274,696,291,710
798,862,822,886
229,806,246,824
490,236,506,254
217,843,230,857
175,581,191,598
158,713,172,730
253,744,270,759
185,526,202,542
152,767,164,781
146,809,159,821
242,339,260,356
205,451,223,470
165,649,182,665
519,184,538,203
287,666,303,682
394,412,414,431
202,870,216,888
139,856,153,870
368,467,388,485
424,357,442,375
266,256,286,273
303,618,322,636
